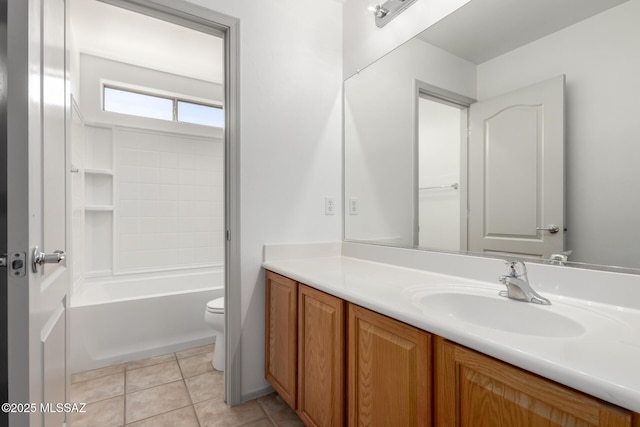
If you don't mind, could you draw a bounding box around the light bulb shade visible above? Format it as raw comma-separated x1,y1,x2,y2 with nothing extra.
371,0,418,28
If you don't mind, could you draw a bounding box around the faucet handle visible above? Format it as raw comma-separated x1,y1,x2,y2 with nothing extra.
503,259,527,277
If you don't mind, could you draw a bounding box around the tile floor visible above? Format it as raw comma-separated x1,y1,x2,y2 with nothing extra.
70,344,304,426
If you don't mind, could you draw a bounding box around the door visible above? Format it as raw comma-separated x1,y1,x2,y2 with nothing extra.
435,337,633,427
347,303,431,427
265,271,298,409
468,75,565,259
6,0,69,426
297,284,344,427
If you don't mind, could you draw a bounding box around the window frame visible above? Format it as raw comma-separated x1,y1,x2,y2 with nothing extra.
102,84,223,127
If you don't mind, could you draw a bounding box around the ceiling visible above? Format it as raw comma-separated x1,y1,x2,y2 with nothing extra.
417,0,629,64
70,0,224,84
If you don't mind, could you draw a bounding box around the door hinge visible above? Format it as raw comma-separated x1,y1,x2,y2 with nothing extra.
226,230,231,241
2,252,27,277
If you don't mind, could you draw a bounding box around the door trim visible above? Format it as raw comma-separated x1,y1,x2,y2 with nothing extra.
1,0,9,423
7,0,33,422
96,0,243,405
413,81,475,249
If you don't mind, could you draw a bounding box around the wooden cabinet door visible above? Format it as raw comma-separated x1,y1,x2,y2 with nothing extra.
298,285,345,427
348,304,432,426
265,271,298,409
435,337,633,427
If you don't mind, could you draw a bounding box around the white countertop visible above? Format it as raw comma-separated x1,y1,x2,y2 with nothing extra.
263,255,640,413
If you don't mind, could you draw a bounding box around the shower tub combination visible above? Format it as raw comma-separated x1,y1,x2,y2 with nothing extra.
70,268,223,373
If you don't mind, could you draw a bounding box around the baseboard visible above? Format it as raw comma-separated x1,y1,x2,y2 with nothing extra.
240,385,275,404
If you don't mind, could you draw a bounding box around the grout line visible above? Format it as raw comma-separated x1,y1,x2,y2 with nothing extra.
123,402,194,426
123,391,127,425
70,364,126,385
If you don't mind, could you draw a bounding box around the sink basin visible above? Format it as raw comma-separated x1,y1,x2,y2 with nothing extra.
414,291,586,338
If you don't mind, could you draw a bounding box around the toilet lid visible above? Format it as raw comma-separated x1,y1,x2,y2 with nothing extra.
207,297,224,313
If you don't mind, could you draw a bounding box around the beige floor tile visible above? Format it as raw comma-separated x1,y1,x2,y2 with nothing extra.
71,363,126,384
184,370,224,403
194,397,266,427
176,343,214,359
268,405,305,427
239,418,275,427
125,353,176,371
70,372,125,404
126,360,182,393
69,395,124,427
125,380,192,424
126,405,199,427
177,351,214,378
257,392,290,415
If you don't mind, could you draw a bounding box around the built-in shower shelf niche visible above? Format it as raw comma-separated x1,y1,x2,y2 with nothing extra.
85,172,113,207
85,206,114,212
84,125,114,277
85,168,113,175
85,125,113,170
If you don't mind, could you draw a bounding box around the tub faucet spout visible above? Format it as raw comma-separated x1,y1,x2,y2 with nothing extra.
498,260,551,305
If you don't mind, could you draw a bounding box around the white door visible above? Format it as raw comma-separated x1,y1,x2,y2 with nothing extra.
468,75,565,259
7,0,69,426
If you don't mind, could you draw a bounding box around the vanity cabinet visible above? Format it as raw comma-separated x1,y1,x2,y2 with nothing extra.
298,284,345,427
265,272,345,426
265,270,639,427
347,304,432,426
265,271,298,408
435,337,635,427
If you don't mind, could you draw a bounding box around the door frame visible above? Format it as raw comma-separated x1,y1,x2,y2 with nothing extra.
6,0,243,411
98,0,242,405
7,0,34,423
413,81,475,249
1,0,9,423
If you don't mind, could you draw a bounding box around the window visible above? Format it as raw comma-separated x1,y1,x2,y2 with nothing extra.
103,86,224,127
177,100,224,127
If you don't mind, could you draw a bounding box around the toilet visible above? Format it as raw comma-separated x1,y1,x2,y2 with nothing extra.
204,297,225,371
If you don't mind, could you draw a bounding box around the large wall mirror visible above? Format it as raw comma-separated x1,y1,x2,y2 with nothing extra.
344,0,640,271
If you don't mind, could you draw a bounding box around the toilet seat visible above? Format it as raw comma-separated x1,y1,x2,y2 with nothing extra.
206,297,224,314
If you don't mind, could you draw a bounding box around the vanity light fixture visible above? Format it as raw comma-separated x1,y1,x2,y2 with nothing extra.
368,0,418,28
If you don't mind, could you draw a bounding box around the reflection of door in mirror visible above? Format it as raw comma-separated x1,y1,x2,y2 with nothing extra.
468,75,565,259
417,95,466,251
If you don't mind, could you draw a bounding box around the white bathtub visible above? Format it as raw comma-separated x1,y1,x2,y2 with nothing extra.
70,268,223,373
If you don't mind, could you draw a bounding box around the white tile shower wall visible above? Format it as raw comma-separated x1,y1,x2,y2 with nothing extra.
115,128,224,272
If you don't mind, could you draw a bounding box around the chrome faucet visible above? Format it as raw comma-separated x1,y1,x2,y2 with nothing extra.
549,250,573,266
498,260,551,305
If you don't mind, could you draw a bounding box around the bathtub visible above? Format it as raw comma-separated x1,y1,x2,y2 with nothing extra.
70,268,223,373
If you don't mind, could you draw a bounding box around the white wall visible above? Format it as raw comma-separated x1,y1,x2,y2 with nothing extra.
183,0,343,398
342,0,471,77
477,0,640,268
344,37,475,246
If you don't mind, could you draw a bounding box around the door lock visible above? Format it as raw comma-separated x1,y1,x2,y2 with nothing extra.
1,252,27,277
32,246,66,273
